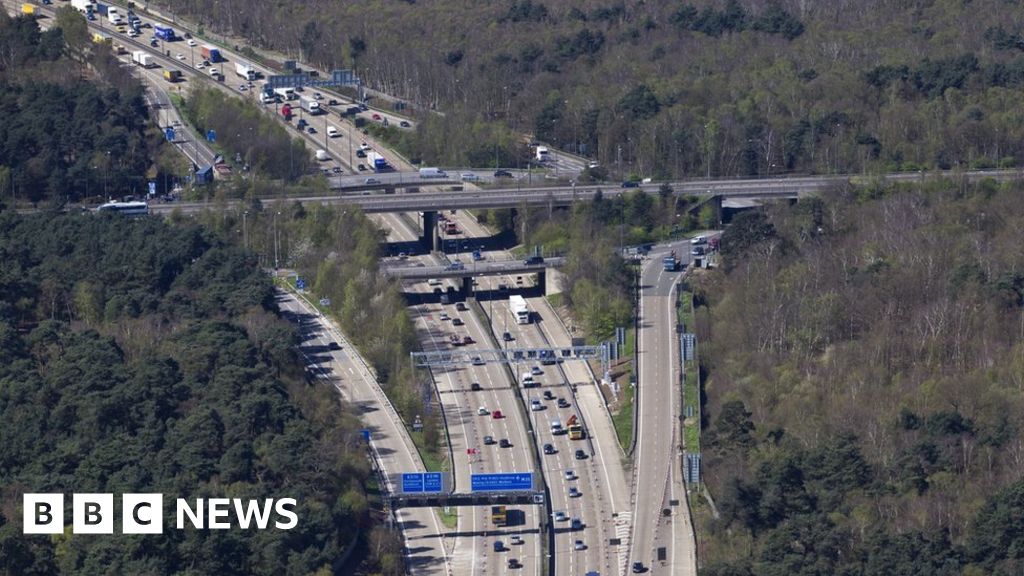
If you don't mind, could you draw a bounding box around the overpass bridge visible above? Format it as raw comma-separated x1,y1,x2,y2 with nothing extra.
384,258,565,297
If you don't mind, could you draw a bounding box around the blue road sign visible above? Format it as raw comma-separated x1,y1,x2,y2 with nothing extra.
164,127,175,142
401,472,445,494
470,472,533,492
295,277,306,290
360,429,370,442
206,129,216,142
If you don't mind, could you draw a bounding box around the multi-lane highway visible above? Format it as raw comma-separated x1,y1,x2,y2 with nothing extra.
277,289,452,575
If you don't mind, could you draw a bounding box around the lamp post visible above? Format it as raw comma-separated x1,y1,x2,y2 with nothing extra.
242,210,248,250
273,211,280,269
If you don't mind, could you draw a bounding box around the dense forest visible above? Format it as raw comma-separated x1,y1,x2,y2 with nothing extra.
0,10,165,206
694,178,1024,574
150,0,1024,177
0,213,399,575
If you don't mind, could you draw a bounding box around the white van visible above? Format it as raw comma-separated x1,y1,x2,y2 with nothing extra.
427,278,441,287
327,126,340,138
315,149,329,161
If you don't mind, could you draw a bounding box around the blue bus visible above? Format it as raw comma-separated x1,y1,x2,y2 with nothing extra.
154,25,175,41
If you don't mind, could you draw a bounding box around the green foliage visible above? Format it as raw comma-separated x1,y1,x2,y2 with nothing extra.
181,87,311,181
0,213,369,575
697,181,1024,572
0,13,158,205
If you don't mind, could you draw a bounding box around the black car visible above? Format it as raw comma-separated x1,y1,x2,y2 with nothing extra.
543,390,555,400
557,398,571,408
327,342,341,351
575,449,587,460
400,120,411,128
483,435,495,445
543,443,556,455
332,166,342,174
523,255,544,265
452,318,464,326
328,99,339,106
508,558,521,569
456,302,468,311
358,164,367,171
622,180,639,188
356,149,367,158
632,561,646,573
499,438,511,448
494,169,513,178
307,126,317,134
502,332,514,342
471,382,482,391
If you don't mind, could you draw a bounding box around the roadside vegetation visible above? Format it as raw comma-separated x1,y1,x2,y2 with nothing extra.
149,1,1024,177
695,178,1024,574
0,10,165,206
0,212,401,575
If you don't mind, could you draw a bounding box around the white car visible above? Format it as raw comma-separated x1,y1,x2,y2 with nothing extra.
176,53,185,60
365,177,381,185
574,540,586,551
564,470,575,481
187,39,197,46
313,92,323,100
439,312,449,321
460,172,480,182
477,406,489,416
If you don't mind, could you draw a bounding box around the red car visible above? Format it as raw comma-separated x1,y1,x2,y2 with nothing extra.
372,113,382,121
492,410,504,419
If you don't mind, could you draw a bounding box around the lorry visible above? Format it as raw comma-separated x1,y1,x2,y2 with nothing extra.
200,45,222,63
163,69,182,82
107,6,123,24
235,62,256,81
367,151,389,172
419,167,446,179
535,145,550,162
92,32,112,45
71,0,96,16
154,25,175,41
131,50,154,68
663,250,678,272
567,414,585,440
509,295,531,325
273,87,296,101
299,96,321,114
280,104,293,121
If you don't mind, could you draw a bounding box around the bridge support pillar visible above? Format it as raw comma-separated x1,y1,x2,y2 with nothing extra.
461,276,473,299
537,270,546,294
420,211,437,251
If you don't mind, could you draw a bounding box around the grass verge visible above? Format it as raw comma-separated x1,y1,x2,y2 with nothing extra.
438,507,458,529
610,374,635,451
409,430,447,473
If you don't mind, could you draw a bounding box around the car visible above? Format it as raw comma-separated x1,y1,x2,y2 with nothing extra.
297,119,308,129
543,443,556,455
477,406,489,415
357,164,367,171
621,180,639,188
494,169,513,177
238,85,249,92
691,246,706,256
574,540,586,551
433,287,444,295
456,302,468,311
462,335,474,345
554,511,568,522
494,541,504,552
632,562,646,573
356,149,367,158
452,318,464,326
365,177,381,184
531,400,544,411
400,120,411,128
176,53,185,60
524,255,544,265
372,113,382,120
470,382,482,391
328,99,339,106
510,535,523,545
588,160,600,168
439,312,450,321
187,39,197,46
183,32,192,39
332,166,342,174
569,487,580,498
531,366,543,376
503,332,514,342
557,398,571,408
128,30,139,37
295,85,304,92
150,39,159,47
508,558,521,569
575,449,587,460
327,342,341,351
472,356,485,366
359,142,371,151
483,435,495,445
313,92,323,100
498,283,508,291
564,470,575,481
571,517,583,530
492,410,504,419
516,275,524,284
543,390,555,400
691,235,707,245
359,103,369,111
461,173,480,182
499,438,511,447
307,126,316,134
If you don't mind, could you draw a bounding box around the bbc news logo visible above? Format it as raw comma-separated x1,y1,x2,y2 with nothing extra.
23,494,298,534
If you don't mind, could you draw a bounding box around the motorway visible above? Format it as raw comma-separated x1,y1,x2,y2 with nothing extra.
628,243,698,575
276,289,452,575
